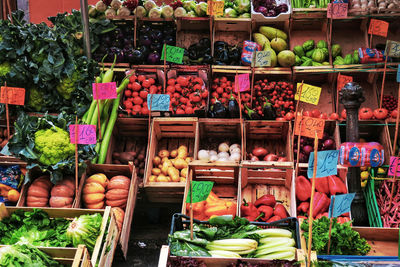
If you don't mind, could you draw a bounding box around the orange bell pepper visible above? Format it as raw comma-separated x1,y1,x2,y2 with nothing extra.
206,191,220,204
204,200,237,218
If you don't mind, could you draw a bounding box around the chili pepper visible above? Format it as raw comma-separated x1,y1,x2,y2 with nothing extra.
312,192,330,217
254,194,276,207
313,176,330,195
295,175,312,201
297,202,310,213
257,205,274,222
328,175,347,195
240,199,256,216
186,201,206,214
206,191,220,204
267,215,282,223
273,204,288,219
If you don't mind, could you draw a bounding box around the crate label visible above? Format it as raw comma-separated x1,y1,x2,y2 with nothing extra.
308,150,339,178
92,82,117,100
253,51,271,67
327,3,348,19
161,45,184,64
328,193,355,218
397,65,400,83
206,0,224,16
389,156,400,176
186,181,214,203
69,125,97,144
337,74,353,91
294,115,325,139
386,40,400,58
368,19,389,38
235,73,250,92
0,86,25,105
294,83,321,105
147,94,170,111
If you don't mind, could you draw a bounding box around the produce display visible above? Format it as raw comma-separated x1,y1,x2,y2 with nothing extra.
221,0,251,18
332,44,360,66
247,146,287,162
252,0,289,18
241,194,289,222
0,165,23,205
294,132,336,163
197,142,241,163
0,243,63,266
293,40,329,67
183,38,213,65
292,0,328,8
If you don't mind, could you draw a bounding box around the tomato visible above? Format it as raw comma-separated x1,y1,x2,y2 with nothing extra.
132,92,139,97
141,106,149,115
216,87,224,94
311,109,321,118
133,97,143,105
142,80,151,88
319,113,328,119
166,85,175,93
341,109,347,120
132,105,141,113
359,107,373,120
149,85,158,94
139,90,148,99
201,90,208,99
177,76,189,87
191,95,201,103
303,111,311,117
373,108,388,120
124,90,132,97
129,75,137,83
220,76,228,83
137,75,146,82
132,82,141,91
276,117,286,121
391,109,398,118
193,84,202,91
124,101,133,109
222,92,229,99
176,108,185,115
148,78,156,85
180,97,188,104
175,84,182,92
329,113,339,120
284,112,294,121
167,79,176,86
173,92,180,98
193,77,203,85
185,106,194,114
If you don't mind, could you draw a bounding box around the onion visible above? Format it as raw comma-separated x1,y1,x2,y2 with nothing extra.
217,152,230,159
229,144,240,152
198,150,210,161
303,145,313,156
323,139,335,150
218,143,229,153
251,155,259,161
209,150,217,156
230,147,241,154
210,155,218,162
229,152,241,162
216,157,228,162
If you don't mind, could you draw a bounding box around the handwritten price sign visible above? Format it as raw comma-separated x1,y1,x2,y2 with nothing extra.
186,181,214,203
69,125,97,145
206,0,224,16
329,193,355,218
147,94,170,111
327,3,348,19
308,150,339,178
92,82,117,100
397,65,400,83
389,156,400,176
294,83,321,105
235,73,250,92
161,45,184,64
0,87,25,106
294,115,325,139
253,51,271,67
386,40,400,58
337,74,353,91
368,19,389,38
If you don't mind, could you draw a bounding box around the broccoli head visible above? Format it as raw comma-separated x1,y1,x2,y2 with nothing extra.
34,126,75,165
28,88,44,112
56,71,80,100
0,62,11,77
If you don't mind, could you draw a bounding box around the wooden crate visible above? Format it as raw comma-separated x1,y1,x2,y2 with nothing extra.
377,72,398,124
176,17,211,51
0,204,117,267
0,161,26,207
213,18,251,53
144,117,199,202
75,163,138,260
352,227,399,256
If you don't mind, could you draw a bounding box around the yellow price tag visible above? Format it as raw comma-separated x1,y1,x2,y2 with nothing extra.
386,40,400,58
252,51,271,67
294,83,321,105
207,0,224,16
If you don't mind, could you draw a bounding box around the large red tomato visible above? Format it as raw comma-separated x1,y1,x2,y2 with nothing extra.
359,108,373,120
329,113,339,120
285,112,295,121
373,108,388,120
303,111,312,117
311,109,321,118
319,112,328,119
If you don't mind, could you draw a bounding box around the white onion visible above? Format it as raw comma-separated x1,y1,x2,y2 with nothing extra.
209,150,217,156
218,143,229,153
352,3,361,8
216,157,228,162
210,155,218,162
230,147,241,154
218,152,230,159
198,150,210,161
229,144,240,151
229,152,241,162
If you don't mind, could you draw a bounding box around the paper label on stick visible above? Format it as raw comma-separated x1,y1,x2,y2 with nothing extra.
294,83,321,105
386,40,400,58
69,125,97,144
0,87,25,105
147,94,170,111
294,115,325,139
253,51,272,67
337,74,353,91
235,73,250,92
389,156,400,177
186,181,214,203
329,193,355,218
92,82,117,100
307,150,339,178
368,19,389,37
161,45,184,64
397,65,400,83
206,0,224,16
327,3,348,19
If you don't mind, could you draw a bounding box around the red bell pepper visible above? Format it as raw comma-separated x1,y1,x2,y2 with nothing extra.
312,192,330,217
254,194,276,207
257,205,274,222
316,212,329,220
241,199,256,216
267,215,281,223
297,202,310,213
296,175,312,201
328,175,347,195
314,176,330,194
274,204,288,219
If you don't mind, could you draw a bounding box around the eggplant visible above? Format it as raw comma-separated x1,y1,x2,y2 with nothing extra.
150,29,163,41
163,35,175,45
199,38,211,48
147,51,161,64
139,35,152,46
262,98,276,120
212,97,227,118
189,50,198,60
214,41,228,49
150,41,162,52
228,93,239,118
124,38,133,46
244,104,260,120
138,45,149,57
203,54,213,64
163,27,175,37
228,47,240,64
128,49,144,64
216,50,229,63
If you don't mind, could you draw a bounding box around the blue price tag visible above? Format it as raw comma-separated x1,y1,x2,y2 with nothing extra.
308,150,339,178
397,64,400,83
147,94,170,111
329,193,355,218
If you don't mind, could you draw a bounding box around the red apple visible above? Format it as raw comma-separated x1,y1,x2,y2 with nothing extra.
264,153,279,161
373,108,388,120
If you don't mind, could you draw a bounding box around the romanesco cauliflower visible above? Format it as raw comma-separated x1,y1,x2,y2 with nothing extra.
56,71,80,100
0,62,11,77
28,88,44,112
34,126,75,165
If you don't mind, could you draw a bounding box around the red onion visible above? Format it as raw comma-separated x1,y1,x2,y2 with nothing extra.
303,145,313,156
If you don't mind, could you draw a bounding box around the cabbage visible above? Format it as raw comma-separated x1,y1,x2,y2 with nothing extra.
234,0,250,13
149,7,162,18
195,2,208,16
239,12,250,18
174,7,187,17
134,6,147,18
162,5,174,18
144,0,157,11
183,0,197,12
224,7,238,17
187,10,196,17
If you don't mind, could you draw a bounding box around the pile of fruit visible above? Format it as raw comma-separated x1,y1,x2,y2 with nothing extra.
332,44,360,65
293,40,330,67
241,194,289,222
294,131,336,163
247,146,287,162
382,95,398,112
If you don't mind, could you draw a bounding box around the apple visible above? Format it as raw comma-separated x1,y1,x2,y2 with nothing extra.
264,153,279,161
373,108,388,120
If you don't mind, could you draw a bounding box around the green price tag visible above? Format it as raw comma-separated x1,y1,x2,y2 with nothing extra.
161,44,184,64
186,181,214,203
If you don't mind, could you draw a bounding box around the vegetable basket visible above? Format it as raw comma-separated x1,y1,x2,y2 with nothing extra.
364,169,383,227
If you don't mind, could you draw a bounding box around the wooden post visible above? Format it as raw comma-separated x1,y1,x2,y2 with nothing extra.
379,45,391,108
295,109,304,178
163,45,167,93
236,71,245,161
292,81,304,155
75,116,79,197
3,82,10,140
189,168,194,240
327,195,335,255
148,95,153,144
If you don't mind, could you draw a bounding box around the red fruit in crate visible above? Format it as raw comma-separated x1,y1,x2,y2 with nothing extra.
264,154,278,161
373,108,388,120
303,111,312,117
311,109,321,118
359,108,373,120
278,157,287,162
391,109,398,118
329,112,339,120
341,109,347,119
276,117,286,121
285,112,294,121
319,113,328,119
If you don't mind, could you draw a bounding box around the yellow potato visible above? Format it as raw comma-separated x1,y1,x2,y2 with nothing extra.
153,156,161,166
148,175,157,182
151,168,161,176
170,149,178,158
158,150,170,158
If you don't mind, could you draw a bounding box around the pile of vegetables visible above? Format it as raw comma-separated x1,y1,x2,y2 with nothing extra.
198,142,241,163
293,40,330,67
332,44,360,65
2,112,95,183
241,194,289,222
221,0,251,18
134,0,208,19
377,0,400,11
183,38,213,65
252,0,289,18
349,0,377,14
112,138,147,179
93,0,138,19
149,145,191,183
301,217,371,255
213,41,242,66
292,0,328,8
247,146,287,162
171,0,209,18
169,215,297,260
376,179,400,228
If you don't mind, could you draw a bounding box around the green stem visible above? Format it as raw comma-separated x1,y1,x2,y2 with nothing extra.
84,100,97,124
90,100,105,126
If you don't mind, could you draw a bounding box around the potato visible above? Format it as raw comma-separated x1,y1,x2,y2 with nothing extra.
153,156,161,166
158,164,163,169
167,166,180,182
161,157,170,163
170,149,178,158
185,157,193,163
177,145,188,158
180,177,186,183
151,168,161,176
181,167,188,178
174,158,188,169
161,161,172,175
158,150,170,158
149,175,157,182
156,175,169,182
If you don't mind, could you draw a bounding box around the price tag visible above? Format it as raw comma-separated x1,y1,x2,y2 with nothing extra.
161,45,184,64
92,82,117,100
235,73,250,92
327,3,348,19
147,94,170,111
397,65,400,83
389,156,400,176
206,0,224,16
329,193,355,218
337,74,353,91
252,51,272,67
294,83,321,105
368,19,389,38
0,87,25,105
69,125,97,144
294,115,325,139
386,40,400,58
186,181,214,203
307,150,339,178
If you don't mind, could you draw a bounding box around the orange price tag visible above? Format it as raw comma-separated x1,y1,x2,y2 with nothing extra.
207,0,224,16
294,115,325,139
368,19,389,38
0,86,25,106
337,74,353,91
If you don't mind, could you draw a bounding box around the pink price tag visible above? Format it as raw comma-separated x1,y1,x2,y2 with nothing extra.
92,82,117,100
69,125,97,145
235,73,250,92
327,3,348,19
389,156,400,176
